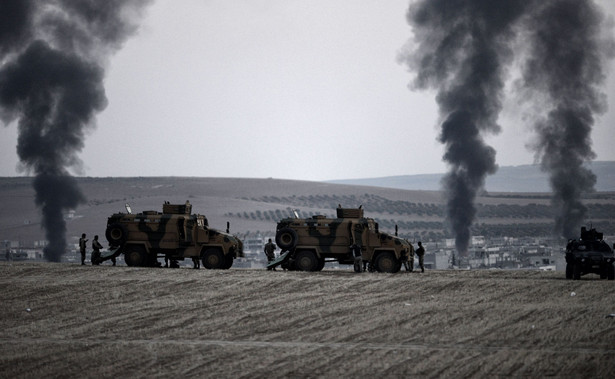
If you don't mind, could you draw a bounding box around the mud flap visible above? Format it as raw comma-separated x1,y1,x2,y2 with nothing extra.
266,251,291,270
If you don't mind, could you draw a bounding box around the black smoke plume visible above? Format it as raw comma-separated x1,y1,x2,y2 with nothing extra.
520,0,615,239
0,0,150,261
401,0,614,251
400,0,531,255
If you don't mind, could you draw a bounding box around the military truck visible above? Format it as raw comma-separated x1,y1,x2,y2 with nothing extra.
565,226,615,280
102,201,243,269
270,206,412,272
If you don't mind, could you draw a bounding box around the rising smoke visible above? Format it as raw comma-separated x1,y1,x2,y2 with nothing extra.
401,0,531,254
0,0,150,261
401,0,614,252
519,0,615,239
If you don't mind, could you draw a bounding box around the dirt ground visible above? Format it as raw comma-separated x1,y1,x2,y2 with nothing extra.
1,262,614,378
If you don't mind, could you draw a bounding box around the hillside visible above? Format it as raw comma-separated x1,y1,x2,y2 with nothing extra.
329,161,615,192
1,177,614,249
1,262,614,377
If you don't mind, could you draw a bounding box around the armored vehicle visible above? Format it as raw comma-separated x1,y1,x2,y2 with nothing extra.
271,206,412,272
565,226,614,280
102,201,243,269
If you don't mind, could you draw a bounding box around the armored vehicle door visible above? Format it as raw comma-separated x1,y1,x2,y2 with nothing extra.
365,219,381,247
195,216,210,243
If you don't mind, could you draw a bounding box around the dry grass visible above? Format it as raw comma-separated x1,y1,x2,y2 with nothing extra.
1,262,614,378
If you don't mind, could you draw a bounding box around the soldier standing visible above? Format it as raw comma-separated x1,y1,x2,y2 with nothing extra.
4,241,11,261
192,257,200,269
264,238,277,271
406,241,415,272
416,241,425,273
400,247,409,271
91,235,103,266
351,243,363,273
79,233,88,265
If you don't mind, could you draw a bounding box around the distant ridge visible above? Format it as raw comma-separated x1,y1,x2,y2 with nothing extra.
328,161,615,192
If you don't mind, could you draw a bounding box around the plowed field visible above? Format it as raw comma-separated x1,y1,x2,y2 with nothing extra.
1,262,614,378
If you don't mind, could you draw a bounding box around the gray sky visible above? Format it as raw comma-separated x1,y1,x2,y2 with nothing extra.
1,0,614,182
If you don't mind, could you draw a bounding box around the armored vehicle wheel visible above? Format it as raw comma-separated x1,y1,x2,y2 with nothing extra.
565,263,573,279
375,252,401,273
276,228,298,250
295,250,319,272
222,253,234,269
124,246,147,267
608,264,615,280
106,223,127,246
202,248,225,269
281,258,297,271
316,257,325,271
572,262,582,280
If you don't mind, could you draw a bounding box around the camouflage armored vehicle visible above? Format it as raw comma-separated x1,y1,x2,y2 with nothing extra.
271,206,412,272
103,201,243,269
565,226,614,280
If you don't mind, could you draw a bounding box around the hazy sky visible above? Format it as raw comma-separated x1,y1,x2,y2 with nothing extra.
1,0,614,182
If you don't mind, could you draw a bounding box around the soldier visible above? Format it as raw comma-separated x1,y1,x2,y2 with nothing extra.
264,238,277,271
4,241,11,261
400,247,409,271
351,243,362,273
406,241,415,272
192,257,200,269
416,241,425,273
79,233,88,265
91,235,103,266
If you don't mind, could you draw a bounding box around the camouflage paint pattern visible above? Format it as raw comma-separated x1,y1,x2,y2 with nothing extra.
275,207,411,271
105,202,243,267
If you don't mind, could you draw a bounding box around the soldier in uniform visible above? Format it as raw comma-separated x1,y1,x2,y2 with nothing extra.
264,238,277,271
405,241,415,272
416,241,425,273
91,235,103,266
4,241,11,261
351,243,363,273
192,256,200,269
79,233,88,265
400,247,409,271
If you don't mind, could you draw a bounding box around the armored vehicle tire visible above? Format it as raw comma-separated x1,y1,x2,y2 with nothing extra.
572,263,582,280
375,252,401,273
222,253,234,269
124,246,147,267
608,264,615,280
202,248,225,269
316,257,325,272
295,250,319,272
565,263,573,279
276,228,298,250
106,223,127,246
282,258,297,271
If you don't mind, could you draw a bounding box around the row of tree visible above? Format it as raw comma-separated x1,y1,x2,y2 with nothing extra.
231,196,615,220
226,208,615,241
